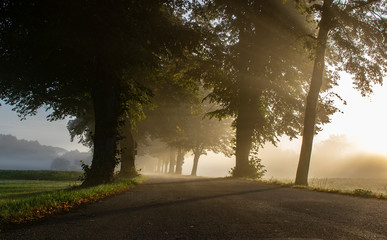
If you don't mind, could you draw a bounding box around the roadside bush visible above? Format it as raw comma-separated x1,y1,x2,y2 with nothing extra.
353,188,373,196
229,153,266,179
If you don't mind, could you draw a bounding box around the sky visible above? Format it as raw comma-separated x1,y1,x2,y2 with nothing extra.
1,73,387,177
277,72,387,155
0,104,88,152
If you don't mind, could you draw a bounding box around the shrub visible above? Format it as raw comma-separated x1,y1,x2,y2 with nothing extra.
229,154,266,179
353,188,373,196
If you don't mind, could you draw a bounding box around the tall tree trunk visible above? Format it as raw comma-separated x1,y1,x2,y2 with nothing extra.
191,150,201,176
175,147,184,175
295,0,333,186
119,119,137,177
234,87,262,177
168,148,176,174
84,79,120,186
233,24,263,177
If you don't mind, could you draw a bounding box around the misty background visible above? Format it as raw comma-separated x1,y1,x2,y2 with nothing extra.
0,134,91,171
1,73,387,179
2,133,387,179
0,65,387,179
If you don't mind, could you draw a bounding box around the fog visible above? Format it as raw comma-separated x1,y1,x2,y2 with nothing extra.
174,134,387,179
0,134,91,170
261,135,387,179
1,133,387,179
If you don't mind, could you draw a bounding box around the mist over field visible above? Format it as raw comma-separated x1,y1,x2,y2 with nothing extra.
1,133,387,180
173,134,387,179
0,134,91,170
261,135,387,179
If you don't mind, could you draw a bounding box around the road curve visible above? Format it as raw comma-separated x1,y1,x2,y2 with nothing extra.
1,175,387,240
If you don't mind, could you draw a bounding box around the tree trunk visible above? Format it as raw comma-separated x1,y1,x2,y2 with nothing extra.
168,148,176,174
191,152,201,176
233,24,263,178
119,119,137,177
234,86,262,177
295,0,333,186
83,80,120,186
156,158,162,173
164,156,169,173
175,147,184,175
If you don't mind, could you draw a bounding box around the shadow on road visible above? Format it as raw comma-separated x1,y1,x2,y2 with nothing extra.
142,176,231,186
33,185,280,227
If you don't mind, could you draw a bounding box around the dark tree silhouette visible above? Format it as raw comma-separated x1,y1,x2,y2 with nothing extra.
0,0,199,185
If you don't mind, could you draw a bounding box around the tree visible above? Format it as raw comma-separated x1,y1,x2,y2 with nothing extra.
0,0,199,185
135,138,170,173
177,99,234,176
118,119,138,177
295,0,387,185
134,53,202,174
51,158,71,171
195,0,334,177
189,116,233,176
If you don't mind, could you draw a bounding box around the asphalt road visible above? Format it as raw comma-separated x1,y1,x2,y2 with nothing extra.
1,175,387,240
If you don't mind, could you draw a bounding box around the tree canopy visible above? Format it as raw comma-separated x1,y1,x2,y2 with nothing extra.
1,0,385,183
191,0,340,177
0,0,200,185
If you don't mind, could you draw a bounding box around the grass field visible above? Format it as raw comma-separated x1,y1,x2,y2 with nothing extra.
265,177,387,196
309,178,387,195
0,170,82,204
0,170,142,225
0,180,79,203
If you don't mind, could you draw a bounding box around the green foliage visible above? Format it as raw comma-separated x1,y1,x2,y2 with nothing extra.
353,188,373,196
230,146,267,179
229,158,266,179
294,0,387,96
0,170,81,181
0,0,201,185
195,0,333,147
78,161,91,182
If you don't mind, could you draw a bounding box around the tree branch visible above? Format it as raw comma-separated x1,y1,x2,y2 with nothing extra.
345,0,381,11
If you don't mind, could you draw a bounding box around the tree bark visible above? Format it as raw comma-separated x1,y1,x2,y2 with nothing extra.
175,147,184,175
234,83,262,177
168,147,176,174
233,23,263,178
83,78,120,186
295,0,333,186
191,151,201,176
119,119,137,177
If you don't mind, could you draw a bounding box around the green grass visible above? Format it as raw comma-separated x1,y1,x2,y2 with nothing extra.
0,169,145,226
0,177,144,226
0,170,82,181
262,178,387,200
0,180,80,202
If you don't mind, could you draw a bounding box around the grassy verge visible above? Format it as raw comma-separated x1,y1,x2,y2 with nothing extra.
0,180,80,202
0,176,145,226
0,170,82,181
261,178,387,200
